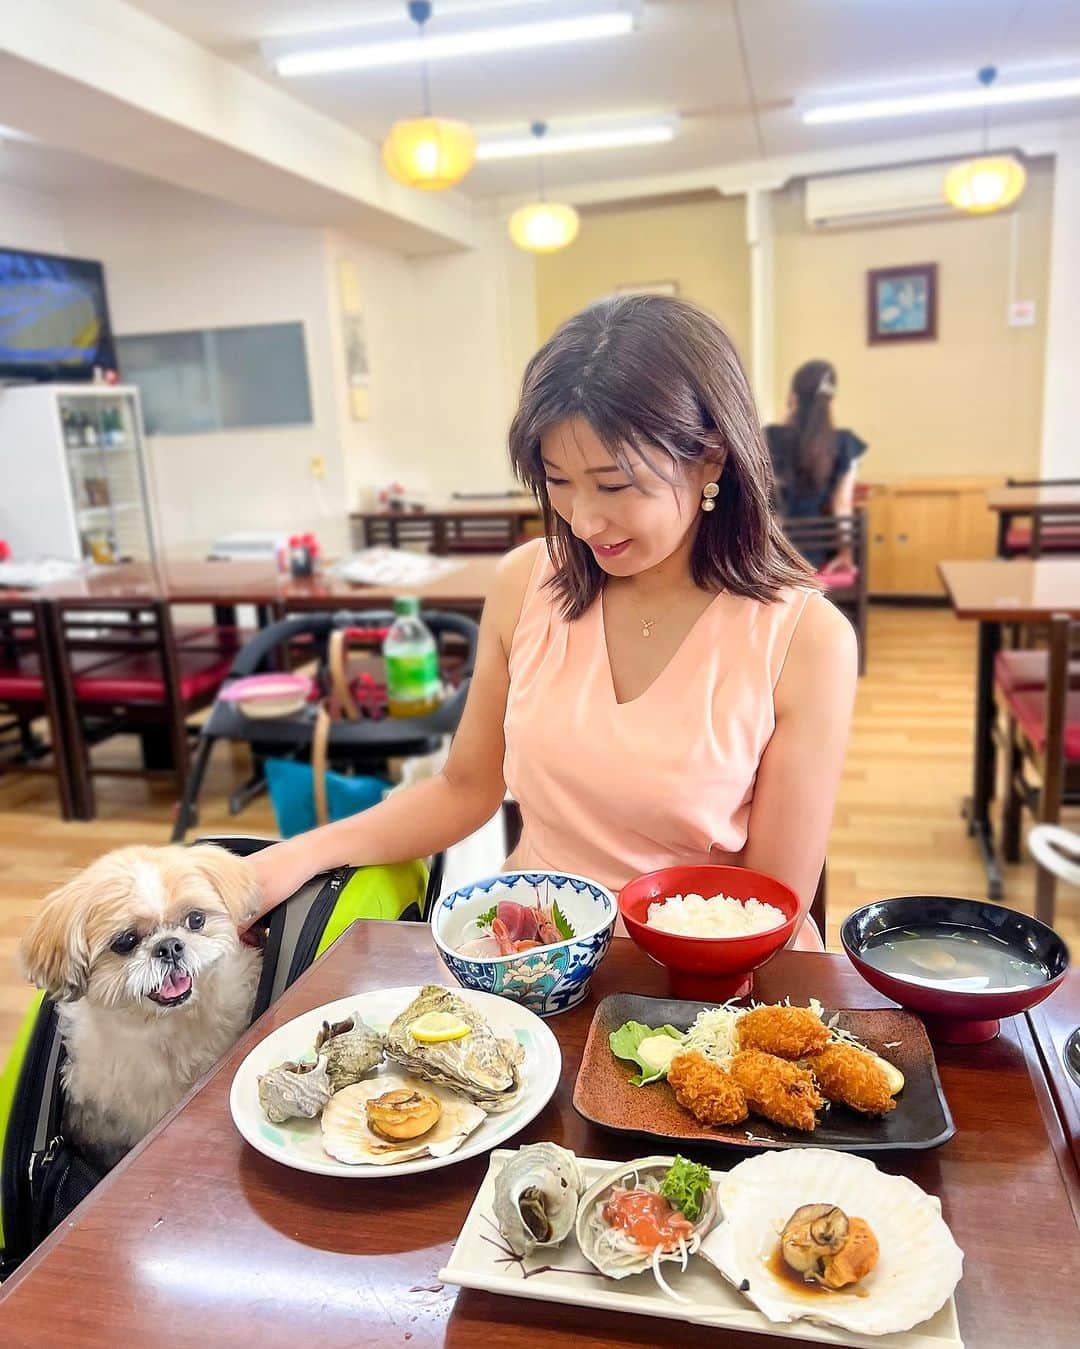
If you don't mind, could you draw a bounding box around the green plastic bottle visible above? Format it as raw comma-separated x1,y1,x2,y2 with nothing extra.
383,596,442,718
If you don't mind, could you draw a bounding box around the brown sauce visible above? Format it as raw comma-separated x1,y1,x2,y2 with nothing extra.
766,1245,870,1299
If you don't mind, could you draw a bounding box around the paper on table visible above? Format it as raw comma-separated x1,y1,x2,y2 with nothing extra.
332,548,463,587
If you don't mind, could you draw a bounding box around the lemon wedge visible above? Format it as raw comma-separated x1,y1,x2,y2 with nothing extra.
410,1011,471,1044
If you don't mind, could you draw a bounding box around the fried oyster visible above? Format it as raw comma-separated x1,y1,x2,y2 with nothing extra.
729,1050,824,1132
804,1042,897,1117
667,1051,749,1127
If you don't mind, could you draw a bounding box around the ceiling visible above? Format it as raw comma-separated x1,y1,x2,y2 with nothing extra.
114,0,1080,198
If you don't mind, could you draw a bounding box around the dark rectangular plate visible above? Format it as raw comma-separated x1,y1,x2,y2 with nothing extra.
573,993,955,1152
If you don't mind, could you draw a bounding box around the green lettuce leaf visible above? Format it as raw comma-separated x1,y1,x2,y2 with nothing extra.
660,1156,712,1222
608,1020,686,1085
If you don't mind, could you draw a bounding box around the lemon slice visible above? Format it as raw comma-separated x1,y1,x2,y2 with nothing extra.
410,1011,471,1044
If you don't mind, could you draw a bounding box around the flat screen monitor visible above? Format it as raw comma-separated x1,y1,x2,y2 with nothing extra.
0,247,117,381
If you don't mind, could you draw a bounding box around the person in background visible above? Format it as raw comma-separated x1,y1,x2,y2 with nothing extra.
765,360,867,573
249,298,857,950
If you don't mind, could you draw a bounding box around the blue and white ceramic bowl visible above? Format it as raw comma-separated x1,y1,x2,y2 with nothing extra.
432,870,617,1018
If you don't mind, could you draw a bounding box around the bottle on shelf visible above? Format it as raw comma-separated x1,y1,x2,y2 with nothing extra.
383,597,442,719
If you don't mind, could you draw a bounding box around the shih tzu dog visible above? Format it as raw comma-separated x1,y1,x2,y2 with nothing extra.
20,844,263,1171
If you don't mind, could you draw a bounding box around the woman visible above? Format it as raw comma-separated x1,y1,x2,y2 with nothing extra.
251,298,857,949
765,360,867,573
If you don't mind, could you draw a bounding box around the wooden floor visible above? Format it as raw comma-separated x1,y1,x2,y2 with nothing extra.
1,604,1076,1058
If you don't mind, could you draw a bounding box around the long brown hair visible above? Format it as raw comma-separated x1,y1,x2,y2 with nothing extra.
787,359,839,495
508,295,813,620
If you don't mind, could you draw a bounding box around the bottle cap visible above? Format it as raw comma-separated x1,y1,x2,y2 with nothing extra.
393,595,420,617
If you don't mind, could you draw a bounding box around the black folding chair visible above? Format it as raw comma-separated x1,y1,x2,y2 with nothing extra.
783,510,869,675
171,609,479,842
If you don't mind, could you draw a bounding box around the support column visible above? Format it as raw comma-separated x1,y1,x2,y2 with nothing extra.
745,188,776,423
1040,132,1080,477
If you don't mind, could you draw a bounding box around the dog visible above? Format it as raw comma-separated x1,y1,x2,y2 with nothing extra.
20,844,262,1172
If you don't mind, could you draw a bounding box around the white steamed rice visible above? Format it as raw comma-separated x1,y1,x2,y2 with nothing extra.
645,891,785,938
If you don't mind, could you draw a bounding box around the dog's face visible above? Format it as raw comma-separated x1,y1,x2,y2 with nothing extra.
21,845,258,1015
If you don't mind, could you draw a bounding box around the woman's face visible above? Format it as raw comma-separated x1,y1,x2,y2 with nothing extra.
540,417,718,577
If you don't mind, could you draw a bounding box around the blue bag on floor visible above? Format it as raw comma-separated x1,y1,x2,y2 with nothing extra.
264,756,389,837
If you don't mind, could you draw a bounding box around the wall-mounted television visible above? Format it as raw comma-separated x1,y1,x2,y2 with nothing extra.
0,247,117,382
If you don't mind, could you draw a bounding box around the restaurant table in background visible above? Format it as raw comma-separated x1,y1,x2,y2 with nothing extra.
937,558,1080,899
1,926,1077,1347
987,483,1080,558
350,496,542,555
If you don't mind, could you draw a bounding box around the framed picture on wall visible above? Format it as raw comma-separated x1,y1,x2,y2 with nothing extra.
867,263,937,344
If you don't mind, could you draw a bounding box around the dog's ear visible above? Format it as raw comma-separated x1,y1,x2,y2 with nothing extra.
187,845,260,926
20,874,94,1001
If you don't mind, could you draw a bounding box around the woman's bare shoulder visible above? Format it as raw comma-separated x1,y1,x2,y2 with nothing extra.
489,537,549,653
776,591,857,713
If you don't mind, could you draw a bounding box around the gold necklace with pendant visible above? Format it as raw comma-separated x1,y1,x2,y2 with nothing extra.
641,618,657,639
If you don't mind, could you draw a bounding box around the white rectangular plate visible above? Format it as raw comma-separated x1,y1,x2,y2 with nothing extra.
439,1151,963,1349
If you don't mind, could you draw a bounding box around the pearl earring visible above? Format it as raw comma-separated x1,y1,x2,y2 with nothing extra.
701,482,719,513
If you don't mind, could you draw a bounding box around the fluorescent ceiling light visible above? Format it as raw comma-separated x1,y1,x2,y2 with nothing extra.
477,118,678,161
804,74,1080,125
273,12,633,77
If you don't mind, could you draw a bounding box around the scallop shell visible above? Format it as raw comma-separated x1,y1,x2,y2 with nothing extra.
320,1068,486,1166
699,1148,963,1336
492,1142,584,1256
313,1012,386,1093
386,985,523,1113
257,1055,332,1123
575,1155,720,1280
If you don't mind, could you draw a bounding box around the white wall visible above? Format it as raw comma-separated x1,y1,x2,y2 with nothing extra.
0,180,66,253
61,185,351,555
1041,132,1080,478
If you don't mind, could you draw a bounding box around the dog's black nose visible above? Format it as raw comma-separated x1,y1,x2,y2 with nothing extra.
153,936,186,964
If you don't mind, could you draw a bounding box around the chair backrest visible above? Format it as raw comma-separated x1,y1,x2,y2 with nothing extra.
1006,476,1080,488
781,509,866,567
442,517,517,554
359,515,438,553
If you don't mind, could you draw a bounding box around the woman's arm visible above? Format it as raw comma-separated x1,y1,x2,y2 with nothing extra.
822,465,857,572
738,594,858,934
246,541,541,916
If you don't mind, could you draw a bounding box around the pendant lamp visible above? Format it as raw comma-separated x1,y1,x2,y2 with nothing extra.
382,2,476,191
944,68,1026,215
508,122,580,253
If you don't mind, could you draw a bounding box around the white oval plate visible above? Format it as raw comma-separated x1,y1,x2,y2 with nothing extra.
229,985,561,1178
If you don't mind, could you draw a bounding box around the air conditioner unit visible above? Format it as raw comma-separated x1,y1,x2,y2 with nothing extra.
805,163,955,229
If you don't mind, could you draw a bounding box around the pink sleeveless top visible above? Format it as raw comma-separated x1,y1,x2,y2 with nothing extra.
503,546,822,946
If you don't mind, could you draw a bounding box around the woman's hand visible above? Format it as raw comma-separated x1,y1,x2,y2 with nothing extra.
820,549,854,575
244,840,316,927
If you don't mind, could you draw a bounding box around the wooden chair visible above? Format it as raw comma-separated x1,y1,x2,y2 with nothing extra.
52,599,236,818
353,513,439,553
0,598,82,817
442,515,517,554
997,476,1080,558
997,615,1080,925
782,509,869,674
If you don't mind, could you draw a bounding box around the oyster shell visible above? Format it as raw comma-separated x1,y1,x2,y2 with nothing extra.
257,1056,332,1123
385,985,524,1113
320,1068,485,1165
313,1012,386,1093
699,1148,964,1336
492,1142,584,1256
575,1155,719,1280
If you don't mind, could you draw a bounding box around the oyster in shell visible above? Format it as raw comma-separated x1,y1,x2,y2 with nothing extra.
493,1142,584,1256
699,1148,964,1336
386,985,523,1113
313,1012,385,1093
575,1155,719,1281
258,1056,332,1123
321,1068,485,1166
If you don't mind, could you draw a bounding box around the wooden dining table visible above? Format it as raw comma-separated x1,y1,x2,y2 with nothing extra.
937,557,1080,900
2,925,1077,1348
1028,968,1080,1206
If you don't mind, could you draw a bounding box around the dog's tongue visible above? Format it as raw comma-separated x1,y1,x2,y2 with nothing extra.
158,971,191,1000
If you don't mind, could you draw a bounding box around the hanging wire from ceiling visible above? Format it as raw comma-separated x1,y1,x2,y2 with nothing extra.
732,0,766,158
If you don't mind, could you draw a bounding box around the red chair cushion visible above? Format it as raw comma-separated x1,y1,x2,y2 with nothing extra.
0,651,114,702
995,649,1080,695
1004,522,1080,554
74,650,235,705
1003,685,1080,761
816,565,859,589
